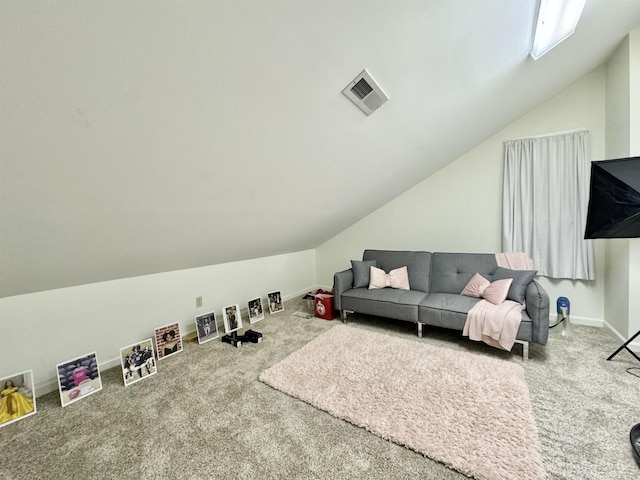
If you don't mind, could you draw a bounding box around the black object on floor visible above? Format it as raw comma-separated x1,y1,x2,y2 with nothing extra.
607,329,640,362
631,423,640,467
222,332,242,347
240,329,263,343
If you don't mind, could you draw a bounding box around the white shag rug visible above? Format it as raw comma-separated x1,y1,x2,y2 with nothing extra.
259,324,546,480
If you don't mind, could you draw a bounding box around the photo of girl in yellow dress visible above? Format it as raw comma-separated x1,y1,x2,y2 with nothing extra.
0,370,37,428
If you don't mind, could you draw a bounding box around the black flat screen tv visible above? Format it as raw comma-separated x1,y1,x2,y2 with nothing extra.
584,156,640,239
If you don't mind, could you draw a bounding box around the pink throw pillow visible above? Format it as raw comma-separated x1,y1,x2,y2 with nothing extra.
482,278,513,305
369,266,411,290
460,273,491,298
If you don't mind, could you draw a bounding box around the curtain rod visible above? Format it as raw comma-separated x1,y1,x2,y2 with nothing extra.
507,128,589,142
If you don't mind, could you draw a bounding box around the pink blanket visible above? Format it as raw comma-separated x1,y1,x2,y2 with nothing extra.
495,252,534,270
463,299,524,351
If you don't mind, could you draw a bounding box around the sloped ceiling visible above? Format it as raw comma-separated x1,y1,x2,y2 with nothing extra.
2,0,640,298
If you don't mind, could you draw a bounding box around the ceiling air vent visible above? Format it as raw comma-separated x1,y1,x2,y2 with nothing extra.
342,69,389,116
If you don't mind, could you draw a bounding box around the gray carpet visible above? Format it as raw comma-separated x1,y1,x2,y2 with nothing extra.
0,297,638,480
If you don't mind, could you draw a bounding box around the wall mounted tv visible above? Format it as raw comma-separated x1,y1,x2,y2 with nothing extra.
584,156,640,239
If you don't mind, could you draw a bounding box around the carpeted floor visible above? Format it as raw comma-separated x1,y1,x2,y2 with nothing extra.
0,297,639,479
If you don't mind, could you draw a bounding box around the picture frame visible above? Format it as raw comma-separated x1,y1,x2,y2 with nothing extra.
154,323,183,360
119,338,157,387
56,352,102,407
195,311,219,344
247,297,264,324
223,304,243,334
0,370,37,428
267,291,284,314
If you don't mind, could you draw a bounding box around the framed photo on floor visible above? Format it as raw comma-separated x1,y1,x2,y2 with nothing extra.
56,352,102,407
0,370,37,428
247,297,264,324
119,339,157,387
267,291,284,314
195,311,219,344
155,323,183,360
223,304,242,334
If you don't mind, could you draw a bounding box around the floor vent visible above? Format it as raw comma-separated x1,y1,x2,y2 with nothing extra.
342,69,389,116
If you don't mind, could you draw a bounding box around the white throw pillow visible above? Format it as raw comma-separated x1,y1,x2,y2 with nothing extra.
369,266,410,290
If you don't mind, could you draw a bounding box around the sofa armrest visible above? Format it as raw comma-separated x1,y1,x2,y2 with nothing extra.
333,269,354,311
525,280,550,345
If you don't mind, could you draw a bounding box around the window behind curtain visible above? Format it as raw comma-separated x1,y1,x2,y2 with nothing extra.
502,130,595,280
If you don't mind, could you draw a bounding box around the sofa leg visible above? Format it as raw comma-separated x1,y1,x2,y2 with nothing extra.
515,340,529,361
417,322,423,338
341,310,353,324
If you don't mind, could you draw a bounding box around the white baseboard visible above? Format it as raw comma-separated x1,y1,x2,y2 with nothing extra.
553,316,640,351
283,285,323,302
36,379,60,397
566,315,603,328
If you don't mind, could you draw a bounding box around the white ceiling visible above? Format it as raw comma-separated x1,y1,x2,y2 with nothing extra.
2,0,640,298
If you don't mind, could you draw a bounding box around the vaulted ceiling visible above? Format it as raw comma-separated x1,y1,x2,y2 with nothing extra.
2,0,640,298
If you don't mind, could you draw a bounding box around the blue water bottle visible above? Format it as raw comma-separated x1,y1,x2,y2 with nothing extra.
556,297,570,316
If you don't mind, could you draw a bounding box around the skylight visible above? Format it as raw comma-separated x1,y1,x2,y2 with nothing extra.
530,0,586,60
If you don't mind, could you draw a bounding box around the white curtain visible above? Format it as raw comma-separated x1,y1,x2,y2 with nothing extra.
502,130,595,280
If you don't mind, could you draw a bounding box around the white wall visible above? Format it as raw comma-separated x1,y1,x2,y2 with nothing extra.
1,250,317,395
317,66,607,326
604,239,630,337
602,27,640,343
604,36,631,338
628,240,640,338
624,26,640,340
605,36,631,159
631,26,640,155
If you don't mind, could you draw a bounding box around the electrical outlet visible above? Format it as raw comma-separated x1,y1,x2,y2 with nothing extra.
195,296,202,308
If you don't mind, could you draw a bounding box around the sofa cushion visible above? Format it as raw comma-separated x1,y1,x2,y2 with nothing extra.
421,292,481,314
342,287,427,323
343,287,427,305
419,293,483,330
420,292,531,318
431,253,497,294
491,267,537,304
363,250,431,293
351,259,377,288
419,292,532,336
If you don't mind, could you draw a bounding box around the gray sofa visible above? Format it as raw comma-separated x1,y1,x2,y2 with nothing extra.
333,249,550,359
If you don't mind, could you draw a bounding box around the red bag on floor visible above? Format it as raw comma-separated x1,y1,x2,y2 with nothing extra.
314,291,335,320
